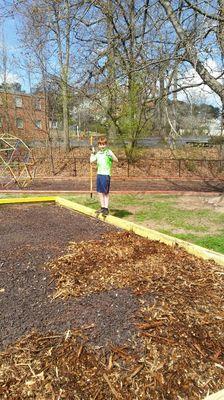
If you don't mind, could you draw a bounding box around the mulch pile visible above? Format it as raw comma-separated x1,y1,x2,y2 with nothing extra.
1,231,224,399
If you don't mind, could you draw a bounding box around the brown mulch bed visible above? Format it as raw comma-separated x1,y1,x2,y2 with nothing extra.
0,205,224,399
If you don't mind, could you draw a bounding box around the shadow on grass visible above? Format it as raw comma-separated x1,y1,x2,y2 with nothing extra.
110,209,133,218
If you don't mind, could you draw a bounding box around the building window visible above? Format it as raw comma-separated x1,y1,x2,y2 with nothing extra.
16,118,24,128
35,120,42,129
15,97,23,108
49,120,58,129
34,98,41,110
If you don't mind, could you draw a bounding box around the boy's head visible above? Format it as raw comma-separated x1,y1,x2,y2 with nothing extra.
98,136,107,149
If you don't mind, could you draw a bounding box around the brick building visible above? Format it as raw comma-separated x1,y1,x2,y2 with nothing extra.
0,90,48,141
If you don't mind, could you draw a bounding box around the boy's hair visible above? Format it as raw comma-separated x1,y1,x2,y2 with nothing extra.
98,136,107,145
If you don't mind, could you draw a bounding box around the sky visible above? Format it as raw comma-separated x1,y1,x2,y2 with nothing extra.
0,14,222,110
0,15,33,90
176,60,222,109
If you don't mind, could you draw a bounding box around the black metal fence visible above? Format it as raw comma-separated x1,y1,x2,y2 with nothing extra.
50,156,224,179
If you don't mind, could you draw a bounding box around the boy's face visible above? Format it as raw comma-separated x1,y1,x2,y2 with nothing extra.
98,143,107,150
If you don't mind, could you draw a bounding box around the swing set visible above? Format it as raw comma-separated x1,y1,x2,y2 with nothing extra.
0,133,36,188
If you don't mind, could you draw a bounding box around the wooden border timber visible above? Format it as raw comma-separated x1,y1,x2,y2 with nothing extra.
204,389,224,400
0,196,56,205
0,196,224,399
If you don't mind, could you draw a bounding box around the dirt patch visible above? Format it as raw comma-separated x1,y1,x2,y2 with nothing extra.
175,194,224,212
142,219,223,237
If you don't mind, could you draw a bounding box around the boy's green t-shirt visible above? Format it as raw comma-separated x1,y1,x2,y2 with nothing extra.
95,149,113,176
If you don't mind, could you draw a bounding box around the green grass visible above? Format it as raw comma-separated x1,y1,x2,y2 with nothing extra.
66,194,177,208
65,194,224,254
161,230,224,254
134,205,222,231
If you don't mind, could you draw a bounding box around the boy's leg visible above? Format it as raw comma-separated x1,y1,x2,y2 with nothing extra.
96,175,110,215
96,175,105,214
102,193,109,215
104,194,109,209
98,193,104,208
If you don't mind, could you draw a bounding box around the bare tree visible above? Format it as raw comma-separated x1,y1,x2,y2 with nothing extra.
8,0,223,159
13,0,84,151
159,0,224,121
0,28,16,134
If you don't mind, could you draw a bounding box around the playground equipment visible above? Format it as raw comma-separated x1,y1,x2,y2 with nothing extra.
0,133,36,188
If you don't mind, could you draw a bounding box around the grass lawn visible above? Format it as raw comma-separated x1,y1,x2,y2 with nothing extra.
65,193,224,255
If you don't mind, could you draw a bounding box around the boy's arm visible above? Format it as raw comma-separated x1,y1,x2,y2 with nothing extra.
90,147,97,163
90,152,97,163
107,150,118,162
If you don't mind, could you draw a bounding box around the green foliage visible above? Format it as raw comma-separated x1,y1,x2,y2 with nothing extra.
117,83,140,138
112,76,152,162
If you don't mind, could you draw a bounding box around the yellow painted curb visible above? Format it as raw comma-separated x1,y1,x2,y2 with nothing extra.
56,197,224,268
0,196,56,205
203,389,224,400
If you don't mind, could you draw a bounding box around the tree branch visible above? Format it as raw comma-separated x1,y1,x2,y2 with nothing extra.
184,0,224,22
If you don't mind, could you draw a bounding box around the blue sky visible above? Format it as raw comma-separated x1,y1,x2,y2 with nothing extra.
0,16,33,91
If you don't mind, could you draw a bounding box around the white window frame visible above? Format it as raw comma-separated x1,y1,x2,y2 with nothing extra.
35,120,42,129
50,120,58,129
16,118,24,129
15,97,23,108
35,98,41,110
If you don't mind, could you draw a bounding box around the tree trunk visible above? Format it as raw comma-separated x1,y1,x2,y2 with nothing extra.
220,101,224,165
62,82,70,151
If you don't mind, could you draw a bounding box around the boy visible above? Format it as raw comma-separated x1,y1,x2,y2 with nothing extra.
90,136,118,216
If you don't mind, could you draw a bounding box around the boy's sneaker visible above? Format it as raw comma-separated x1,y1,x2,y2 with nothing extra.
95,207,103,215
102,208,109,216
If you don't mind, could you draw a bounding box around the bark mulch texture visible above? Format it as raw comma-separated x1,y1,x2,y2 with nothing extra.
0,205,224,399
0,204,117,349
